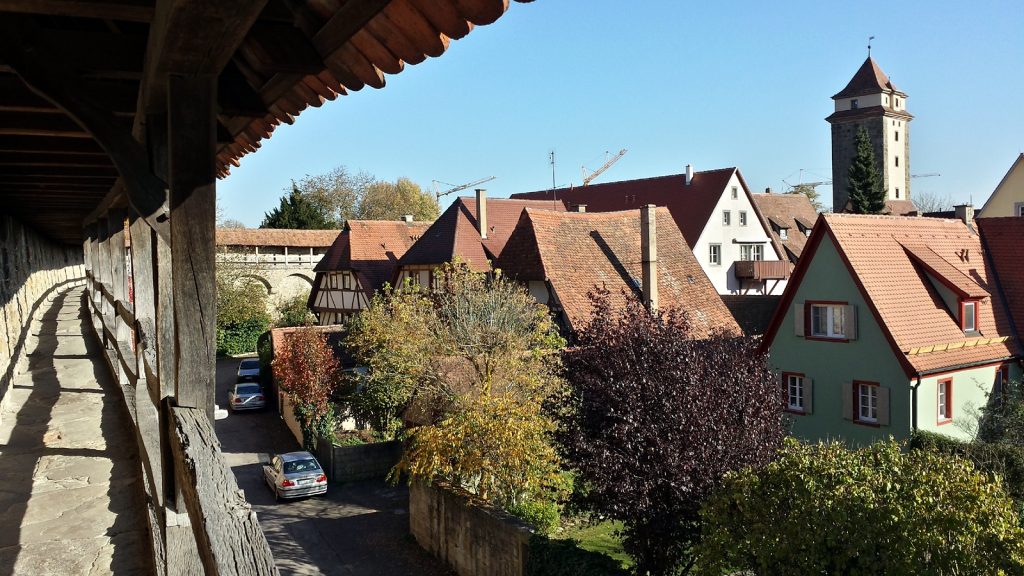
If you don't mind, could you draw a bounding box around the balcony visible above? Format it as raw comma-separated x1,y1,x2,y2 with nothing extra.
734,260,790,281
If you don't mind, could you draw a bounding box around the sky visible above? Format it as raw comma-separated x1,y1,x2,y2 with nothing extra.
218,0,1024,226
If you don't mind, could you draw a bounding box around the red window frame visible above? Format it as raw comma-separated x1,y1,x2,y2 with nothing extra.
805,301,850,343
937,378,953,425
959,299,980,333
783,372,806,415
853,380,880,427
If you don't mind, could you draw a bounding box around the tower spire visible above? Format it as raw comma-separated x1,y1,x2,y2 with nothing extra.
867,35,875,56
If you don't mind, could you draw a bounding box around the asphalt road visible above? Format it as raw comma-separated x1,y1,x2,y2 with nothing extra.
214,357,451,576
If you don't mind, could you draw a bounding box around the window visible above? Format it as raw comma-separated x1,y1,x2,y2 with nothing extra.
996,365,1010,402
740,244,763,261
731,186,738,199
739,211,748,226
962,300,978,333
895,188,900,199
851,98,859,110
937,378,953,423
780,228,788,240
810,303,846,339
1015,202,1024,217
709,243,721,266
329,274,338,289
786,373,805,413
895,156,899,167
341,272,352,290
723,210,731,226
857,382,878,423
895,131,899,142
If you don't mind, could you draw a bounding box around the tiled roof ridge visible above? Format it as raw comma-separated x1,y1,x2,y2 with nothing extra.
523,206,668,220
513,167,738,196
347,219,433,226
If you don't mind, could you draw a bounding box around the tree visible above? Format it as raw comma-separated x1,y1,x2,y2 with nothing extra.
216,269,271,355
697,438,1024,575
555,291,786,575
979,377,1024,446
358,177,440,222
271,326,341,451
914,189,955,214
220,218,247,229
847,126,886,214
293,165,374,226
261,185,335,229
275,293,315,327
789,183,823,212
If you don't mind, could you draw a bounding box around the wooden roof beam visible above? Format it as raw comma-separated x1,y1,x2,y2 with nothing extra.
0,76,139,115
0,0,154,23
0,135,107,155
310,0,393,58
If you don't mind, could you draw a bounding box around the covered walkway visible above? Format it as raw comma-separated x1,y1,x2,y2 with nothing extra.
0,287,151,575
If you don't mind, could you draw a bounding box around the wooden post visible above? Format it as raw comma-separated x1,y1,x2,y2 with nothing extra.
168,73,217,421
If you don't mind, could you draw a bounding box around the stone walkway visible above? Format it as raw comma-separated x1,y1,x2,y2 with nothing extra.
0,288,151,575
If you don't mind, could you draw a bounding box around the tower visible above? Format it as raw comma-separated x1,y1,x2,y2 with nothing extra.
826,57,913,212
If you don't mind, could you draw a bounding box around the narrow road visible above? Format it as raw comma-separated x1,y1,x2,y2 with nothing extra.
214,357,450,576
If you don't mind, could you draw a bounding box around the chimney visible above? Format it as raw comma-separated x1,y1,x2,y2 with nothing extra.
400,214,414,223
953,204,974,226
685,164,694,186
765,187,772,194
475,189,487,239
575,204,587,213
641,204,658,312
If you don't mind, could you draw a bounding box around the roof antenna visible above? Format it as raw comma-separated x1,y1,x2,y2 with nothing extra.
550,150,557,209
867,35,875,57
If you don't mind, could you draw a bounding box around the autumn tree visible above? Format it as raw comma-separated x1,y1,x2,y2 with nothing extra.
847,126,886,214
272,326,342,450
261,185,335,229
555,291,786,575
359,177,440,222
789,183,823,212
697,438,1024,575
293,165,375,226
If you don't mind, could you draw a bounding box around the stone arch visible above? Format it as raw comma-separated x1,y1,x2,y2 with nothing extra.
236,274,272,295
285,273,314,286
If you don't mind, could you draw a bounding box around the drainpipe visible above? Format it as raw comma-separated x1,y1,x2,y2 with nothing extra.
641,204,658,312
911,375,922,432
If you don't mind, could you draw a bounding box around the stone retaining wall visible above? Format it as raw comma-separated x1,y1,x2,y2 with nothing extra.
0,214,85,416
410,481,533,576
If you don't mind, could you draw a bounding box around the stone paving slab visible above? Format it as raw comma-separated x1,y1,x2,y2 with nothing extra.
0,288,152,576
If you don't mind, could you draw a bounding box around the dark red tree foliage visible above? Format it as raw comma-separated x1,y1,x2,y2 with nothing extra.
555,290,787,575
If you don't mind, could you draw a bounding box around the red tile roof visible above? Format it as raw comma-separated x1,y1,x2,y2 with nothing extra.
979,217,1024,338
751,193,819,264
215,228,340,248
399,197,565,272
498,207,740,336
832,57,902,99
314,220,431,295
510,168,743,248
773,214,1020,374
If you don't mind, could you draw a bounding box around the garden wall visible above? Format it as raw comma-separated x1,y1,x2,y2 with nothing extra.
410,481,533,576
316,438,402,483
0,214,85,419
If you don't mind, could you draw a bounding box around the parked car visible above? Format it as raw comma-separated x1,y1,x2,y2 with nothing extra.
263,451,328,501
228,382,265,412
236,358,261,382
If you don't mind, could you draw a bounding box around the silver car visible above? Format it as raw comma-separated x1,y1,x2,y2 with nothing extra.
236,358,261,382
228,382,266,412
263,452,328,501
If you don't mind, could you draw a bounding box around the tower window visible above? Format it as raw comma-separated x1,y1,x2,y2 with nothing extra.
850,98,859,110
895,156,899,167
895,131,899,142
896,188,900,198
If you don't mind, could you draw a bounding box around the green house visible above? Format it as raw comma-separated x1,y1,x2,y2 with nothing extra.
762,213,1022,445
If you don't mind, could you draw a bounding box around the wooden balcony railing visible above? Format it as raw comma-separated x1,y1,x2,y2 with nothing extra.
733,260,790,281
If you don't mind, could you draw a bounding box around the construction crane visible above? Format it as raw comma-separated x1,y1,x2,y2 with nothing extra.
433,176,496,200
911,173,940,178
581,149,627,186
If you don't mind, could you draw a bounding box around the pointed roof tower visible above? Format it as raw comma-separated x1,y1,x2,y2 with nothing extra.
832,56,905,99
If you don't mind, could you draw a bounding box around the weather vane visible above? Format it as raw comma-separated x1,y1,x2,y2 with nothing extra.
868,35,875,56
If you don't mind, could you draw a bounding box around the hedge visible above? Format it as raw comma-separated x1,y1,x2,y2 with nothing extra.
910,430,1024,511
526,536,628,576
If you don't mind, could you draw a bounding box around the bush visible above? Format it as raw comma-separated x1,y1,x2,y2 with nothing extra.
526,535,628,576
217,317,269,356
911,430,1024,515
276,293,315,327
508,499,561,535
697,438,1024,575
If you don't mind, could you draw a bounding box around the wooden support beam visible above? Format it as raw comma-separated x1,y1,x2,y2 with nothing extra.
0,76,139,115
0,135,107,155
0,16,170,241
240,22,325,76
0,151,116,167
0,111,93,137
0,0,155,23
0,164,119,177
217,62,268,118
311,0,392,58
168,74,216,419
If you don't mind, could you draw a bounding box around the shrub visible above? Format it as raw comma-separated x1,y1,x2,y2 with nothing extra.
508,498,561,535
697,438,1024,575
275,293,315,327
217,316,269,356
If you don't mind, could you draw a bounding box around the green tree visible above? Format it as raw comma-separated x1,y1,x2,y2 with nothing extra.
275,293,315,327
847,126,886,214
358,177,440,222
979,377,1024,446
260,185,335,229
697,438,1024,575
216,270,271,355
272,326,341,451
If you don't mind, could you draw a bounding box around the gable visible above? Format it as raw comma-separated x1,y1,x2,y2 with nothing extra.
979,153,1024,218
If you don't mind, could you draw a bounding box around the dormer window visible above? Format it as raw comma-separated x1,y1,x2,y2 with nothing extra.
851,98,859,110
961,300,978,333
780,228,788,240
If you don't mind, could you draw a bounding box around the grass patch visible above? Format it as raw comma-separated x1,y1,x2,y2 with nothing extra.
557,519,631,569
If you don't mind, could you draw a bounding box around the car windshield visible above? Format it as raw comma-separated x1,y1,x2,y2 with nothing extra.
239,360,259,370
236,384,261,395
283,459,321,474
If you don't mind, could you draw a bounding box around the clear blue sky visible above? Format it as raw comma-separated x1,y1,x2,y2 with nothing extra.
219,0,1024,225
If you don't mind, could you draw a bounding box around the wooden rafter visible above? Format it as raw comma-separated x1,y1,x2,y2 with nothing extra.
0,0,155,23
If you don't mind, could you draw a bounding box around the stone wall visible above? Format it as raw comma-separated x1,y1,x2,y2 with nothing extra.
316,439,402,483
830,114,886,212
0,214,85,416
410,481,533,576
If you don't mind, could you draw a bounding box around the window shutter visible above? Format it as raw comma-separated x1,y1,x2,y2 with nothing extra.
794,303,805,337
842,382,853,421
878,387,890,426
845,304,858,340
804,379,814,415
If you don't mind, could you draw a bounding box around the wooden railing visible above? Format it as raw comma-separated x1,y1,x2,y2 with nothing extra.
733,260,790,281
84,207,278,576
